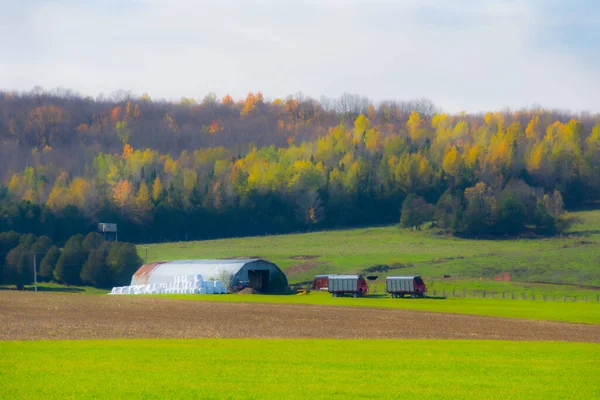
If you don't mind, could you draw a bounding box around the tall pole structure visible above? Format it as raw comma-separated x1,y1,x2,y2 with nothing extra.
33,253,37,292
143,247,149,264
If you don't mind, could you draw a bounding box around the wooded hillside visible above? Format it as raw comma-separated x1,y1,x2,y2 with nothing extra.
1,89,598,243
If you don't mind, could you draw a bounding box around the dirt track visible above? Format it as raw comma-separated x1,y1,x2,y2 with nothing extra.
1,292,598,342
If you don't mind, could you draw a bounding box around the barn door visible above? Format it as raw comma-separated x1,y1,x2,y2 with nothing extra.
248,270,270,293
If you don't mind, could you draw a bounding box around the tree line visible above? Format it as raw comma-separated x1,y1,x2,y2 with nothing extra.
0,89,599,244
0,231,141,289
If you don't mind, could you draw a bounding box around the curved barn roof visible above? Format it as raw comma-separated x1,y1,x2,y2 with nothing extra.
155,259,260,276
130,259,287,288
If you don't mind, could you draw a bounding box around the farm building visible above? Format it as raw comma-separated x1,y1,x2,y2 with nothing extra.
130,259,289,293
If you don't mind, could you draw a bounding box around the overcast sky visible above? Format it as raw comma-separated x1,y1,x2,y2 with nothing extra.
1,0,599,113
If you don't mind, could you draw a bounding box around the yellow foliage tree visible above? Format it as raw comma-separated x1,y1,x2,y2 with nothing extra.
465,144,482,169
134,181,152,219
527,141,547,172
354,114,370,142
112,179,134,209
68,177,93,210
442,146,462,177
46,172,70,210
406,111,431,144
152,176,163,201
183,168,198,197
525,116,542,141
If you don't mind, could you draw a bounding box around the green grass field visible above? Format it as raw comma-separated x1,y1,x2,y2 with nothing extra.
139,210,600,292
0,282,107,295
1,339,598,400
158,291,600,324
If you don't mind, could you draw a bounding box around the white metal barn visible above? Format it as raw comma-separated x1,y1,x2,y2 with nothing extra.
130,259,289,293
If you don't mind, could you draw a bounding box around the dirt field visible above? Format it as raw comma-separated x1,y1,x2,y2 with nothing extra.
1,292,598,342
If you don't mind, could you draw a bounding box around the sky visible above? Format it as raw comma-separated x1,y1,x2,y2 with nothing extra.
1,0,599,113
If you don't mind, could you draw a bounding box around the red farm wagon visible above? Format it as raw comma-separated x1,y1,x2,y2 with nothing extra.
386,276,427,298
314,274,368,298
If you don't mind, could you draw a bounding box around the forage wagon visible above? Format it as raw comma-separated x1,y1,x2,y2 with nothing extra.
327,274,369,298
386,276,427,298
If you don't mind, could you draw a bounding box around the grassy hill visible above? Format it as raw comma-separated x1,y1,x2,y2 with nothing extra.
139,209,600,293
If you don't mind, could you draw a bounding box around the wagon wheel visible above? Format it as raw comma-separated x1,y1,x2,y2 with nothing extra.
353,292,358,298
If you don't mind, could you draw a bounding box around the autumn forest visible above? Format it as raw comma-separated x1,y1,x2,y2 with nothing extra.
1,89,599,245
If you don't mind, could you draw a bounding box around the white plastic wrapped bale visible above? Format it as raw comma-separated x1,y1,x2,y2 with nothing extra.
204,282,215,294
214,281,227,294
110,274,225,295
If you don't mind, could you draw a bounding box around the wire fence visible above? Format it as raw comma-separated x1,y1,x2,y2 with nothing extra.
366,283,600,302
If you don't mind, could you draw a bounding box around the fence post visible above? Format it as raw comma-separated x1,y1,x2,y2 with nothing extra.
433,289,436,296
543,294,546,301
522,292,525,300
531,293,535,301
553,294,555,301
452,289,456,297
502,292,505,299
483,290,486,298
443,289,446,298
463,288,466,297
511,292,515,300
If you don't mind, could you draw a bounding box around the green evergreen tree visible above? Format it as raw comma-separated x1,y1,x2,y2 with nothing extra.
53,234,86,285
82,232,104,251
16,251,34,290
39,246,61,282
0,231,20,284
3,245,24,289
105,242,142,286
80,243,111,287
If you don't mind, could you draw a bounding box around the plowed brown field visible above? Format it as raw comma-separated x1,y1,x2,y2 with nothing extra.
1,292,598,341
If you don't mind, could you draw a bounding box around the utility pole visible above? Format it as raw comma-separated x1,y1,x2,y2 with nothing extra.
143,247,149,264
33,253,37,292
